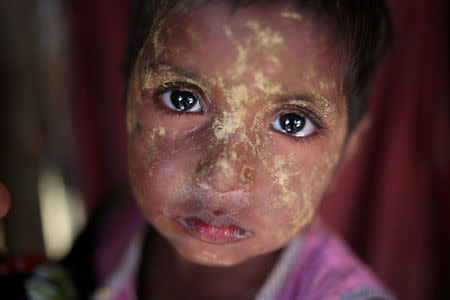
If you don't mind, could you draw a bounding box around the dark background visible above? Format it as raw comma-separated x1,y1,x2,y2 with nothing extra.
0,0,448,299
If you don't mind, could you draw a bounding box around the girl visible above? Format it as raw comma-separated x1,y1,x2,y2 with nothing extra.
13,0,396,299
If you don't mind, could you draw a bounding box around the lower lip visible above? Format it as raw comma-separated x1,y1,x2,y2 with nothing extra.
178,218,251,245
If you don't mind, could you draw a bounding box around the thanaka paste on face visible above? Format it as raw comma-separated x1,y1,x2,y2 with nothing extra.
127,1,348,266
149,25,325,207
139,21,337,200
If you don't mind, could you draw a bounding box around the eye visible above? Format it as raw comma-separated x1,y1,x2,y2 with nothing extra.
271,113,316,137
160,89,203,113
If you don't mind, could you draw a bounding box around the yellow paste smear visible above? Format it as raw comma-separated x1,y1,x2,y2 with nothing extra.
253,71,282,95
211,84,250,142
280,11,303,21
245,20,284,48
144,127,167,177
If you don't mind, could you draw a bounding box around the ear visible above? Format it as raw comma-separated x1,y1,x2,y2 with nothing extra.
0,182,11,218
340,113,373,165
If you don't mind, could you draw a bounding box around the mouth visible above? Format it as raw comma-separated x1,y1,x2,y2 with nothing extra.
176,212,253,245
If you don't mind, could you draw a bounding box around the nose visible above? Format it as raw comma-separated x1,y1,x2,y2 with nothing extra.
195,133,255,194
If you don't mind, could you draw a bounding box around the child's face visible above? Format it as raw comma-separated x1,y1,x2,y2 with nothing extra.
127,1,348,266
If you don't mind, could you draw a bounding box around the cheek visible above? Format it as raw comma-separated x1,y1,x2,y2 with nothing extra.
128,123,192,214
253,137,342,242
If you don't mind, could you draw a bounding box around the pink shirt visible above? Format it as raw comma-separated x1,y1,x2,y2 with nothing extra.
91,199,395,300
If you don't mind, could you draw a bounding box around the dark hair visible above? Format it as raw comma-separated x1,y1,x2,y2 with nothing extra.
124,0,392,130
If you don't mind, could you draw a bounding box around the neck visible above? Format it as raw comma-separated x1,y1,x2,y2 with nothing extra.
139,228,281,300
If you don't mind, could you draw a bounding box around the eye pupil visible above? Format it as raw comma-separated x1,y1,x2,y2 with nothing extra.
171,90,197,111
279,113,305,134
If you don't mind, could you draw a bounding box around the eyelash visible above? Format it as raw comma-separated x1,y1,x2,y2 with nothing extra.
150,81,328,142
274,105,327,144
152,81,206,117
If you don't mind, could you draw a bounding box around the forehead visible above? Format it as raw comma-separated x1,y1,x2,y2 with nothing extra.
141,1,346,105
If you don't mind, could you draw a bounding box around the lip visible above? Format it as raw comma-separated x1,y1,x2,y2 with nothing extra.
175,211,253,245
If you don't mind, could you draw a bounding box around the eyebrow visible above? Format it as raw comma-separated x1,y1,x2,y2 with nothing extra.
284,93,337,107
145,61,208,85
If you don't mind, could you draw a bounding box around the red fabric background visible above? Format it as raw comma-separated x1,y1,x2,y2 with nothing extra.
67,1,449,299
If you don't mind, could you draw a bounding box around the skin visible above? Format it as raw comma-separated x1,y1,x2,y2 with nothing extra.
127,1,355,298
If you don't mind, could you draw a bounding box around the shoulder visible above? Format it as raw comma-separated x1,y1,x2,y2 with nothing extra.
64,187,144,294
278,219,396,300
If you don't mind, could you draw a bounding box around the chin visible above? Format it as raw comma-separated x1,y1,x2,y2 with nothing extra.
170,238,254,267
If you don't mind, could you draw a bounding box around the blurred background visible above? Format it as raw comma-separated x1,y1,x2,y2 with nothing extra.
0,0,448,299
